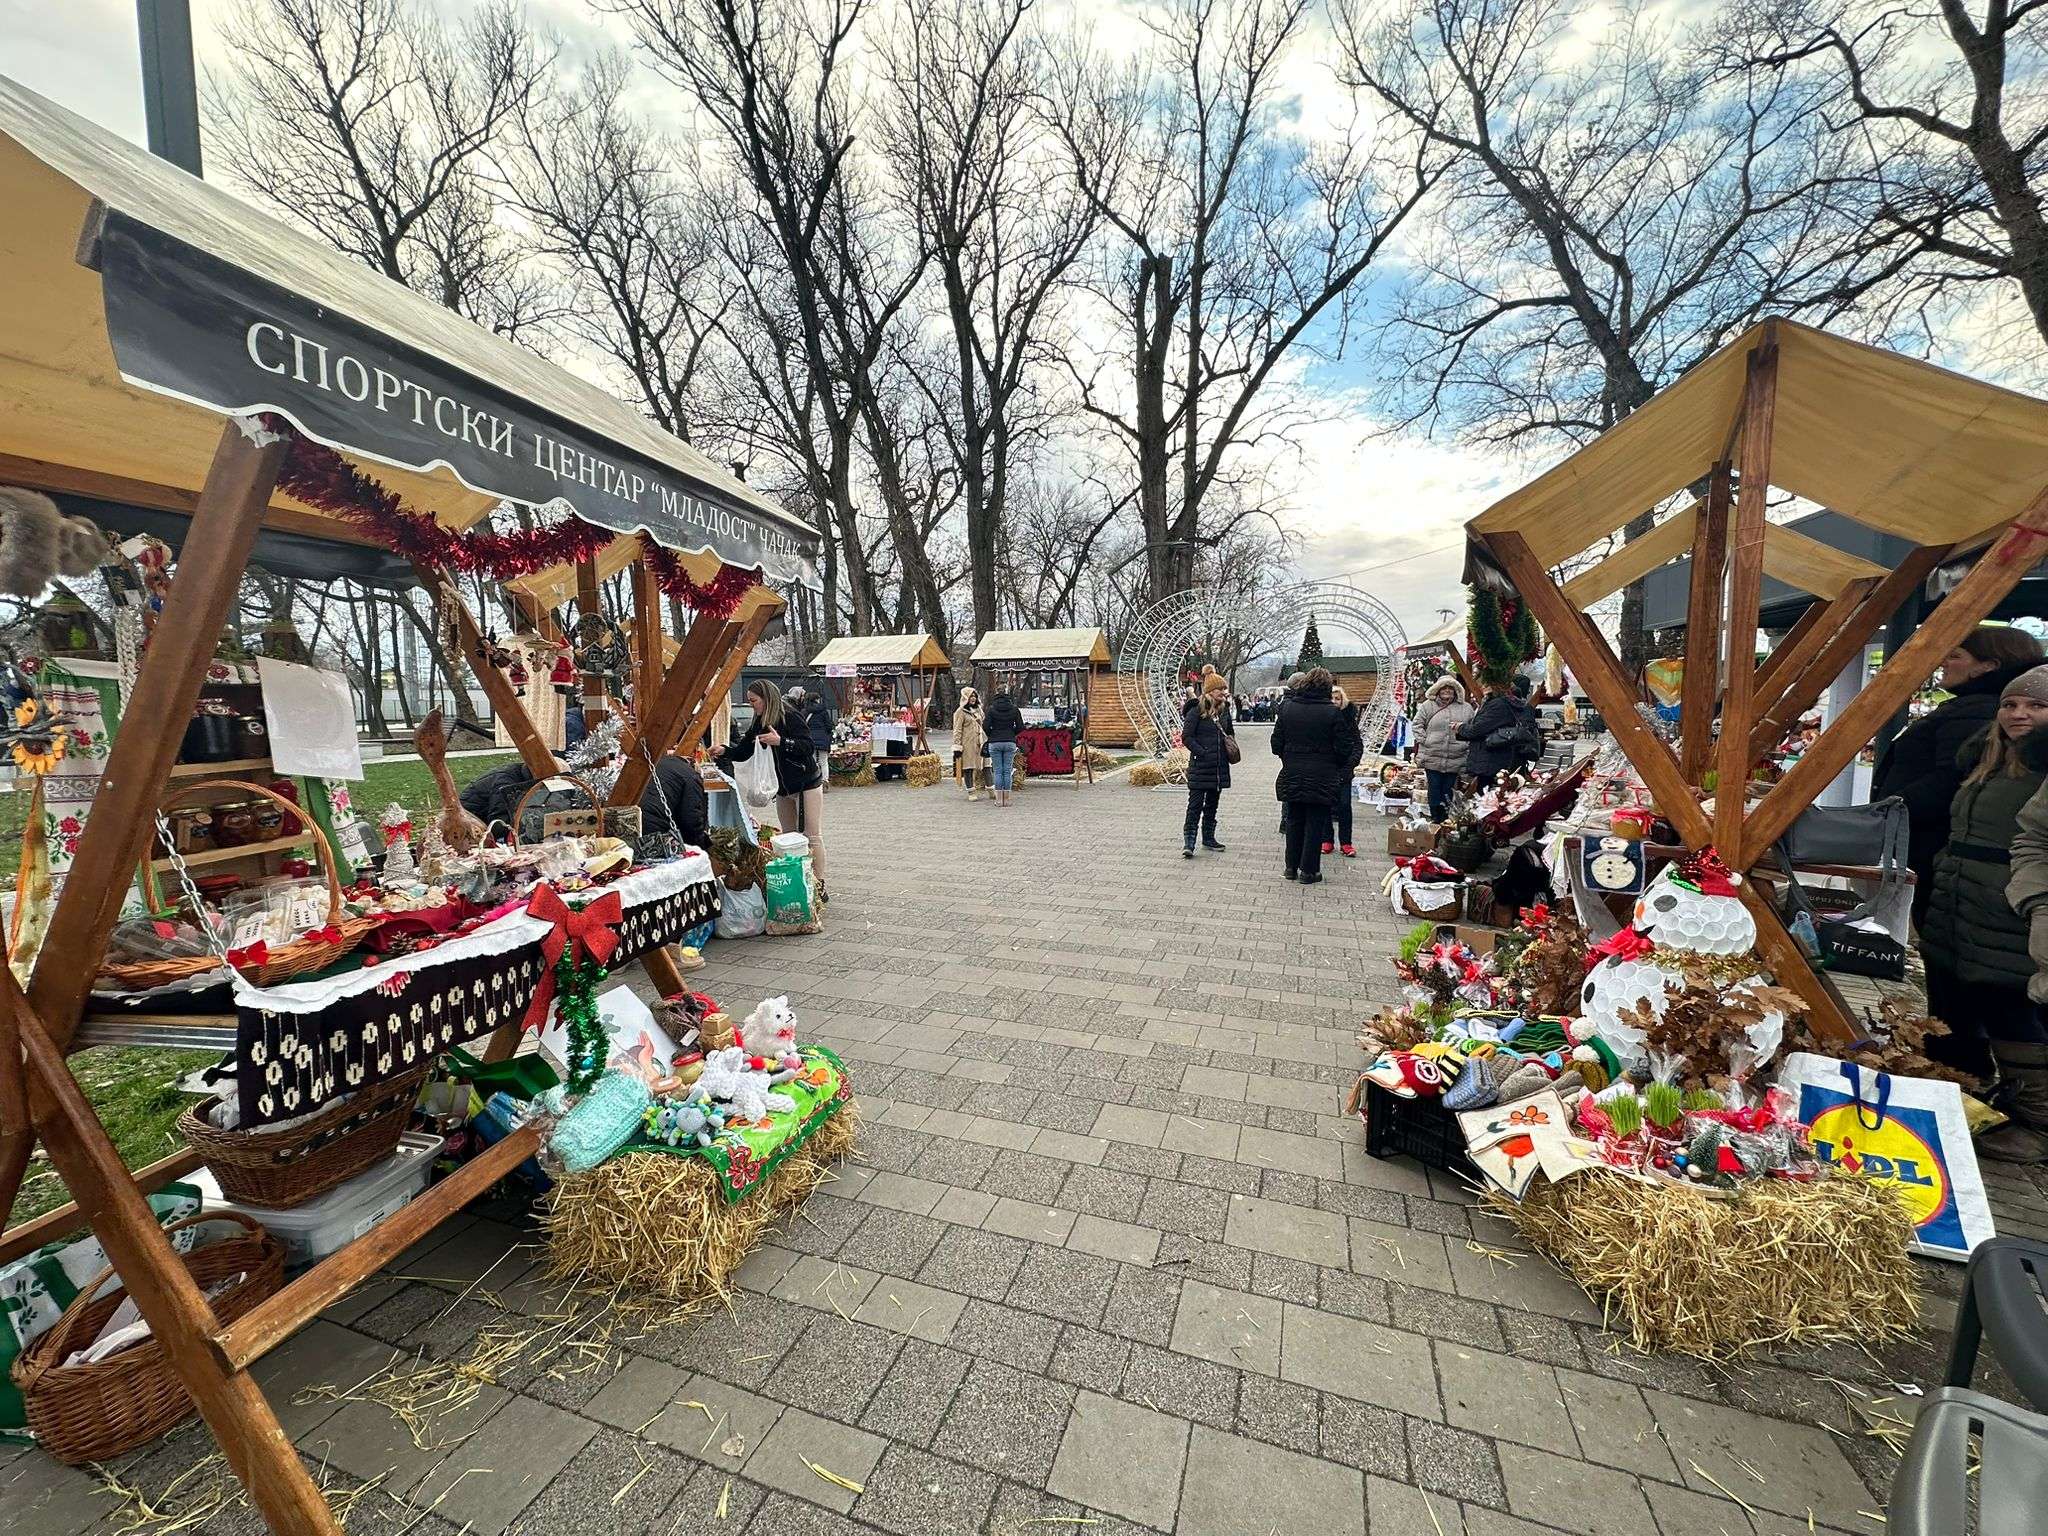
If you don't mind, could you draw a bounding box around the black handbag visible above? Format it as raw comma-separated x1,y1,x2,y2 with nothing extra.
1776,801,1911,980
1782,797,1906,866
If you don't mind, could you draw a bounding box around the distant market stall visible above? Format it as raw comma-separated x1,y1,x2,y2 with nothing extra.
809,632,948,780
968,627,1112,784
0,77,835,1533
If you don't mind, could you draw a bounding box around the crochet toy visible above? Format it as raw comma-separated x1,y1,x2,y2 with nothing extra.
697,1045,795,1124
737,995,802,1077
643,1087,728,1149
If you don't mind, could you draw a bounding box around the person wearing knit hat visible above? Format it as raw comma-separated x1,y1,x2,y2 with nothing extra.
1918,663,2048,1158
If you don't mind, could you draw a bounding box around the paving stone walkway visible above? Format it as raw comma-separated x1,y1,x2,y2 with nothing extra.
7,733,2048,1536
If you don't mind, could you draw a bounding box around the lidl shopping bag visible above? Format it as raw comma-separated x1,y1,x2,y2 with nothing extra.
1777,1052,1995,1261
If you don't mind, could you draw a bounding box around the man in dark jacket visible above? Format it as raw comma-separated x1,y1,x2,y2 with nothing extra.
1872,625,2044,924
1458,682,1523,787
460,760,542,833
649,752,711,849
1270,668,1350,883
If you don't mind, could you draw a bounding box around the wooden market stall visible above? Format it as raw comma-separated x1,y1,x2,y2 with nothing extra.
1463,317,2048,1044
0,76,817,1533
809,632,948,775
967,627,1112,783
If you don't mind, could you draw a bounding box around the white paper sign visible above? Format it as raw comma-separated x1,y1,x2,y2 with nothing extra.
258,659,363,780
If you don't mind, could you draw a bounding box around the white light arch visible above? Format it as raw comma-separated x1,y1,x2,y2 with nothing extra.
1117,582,1409,757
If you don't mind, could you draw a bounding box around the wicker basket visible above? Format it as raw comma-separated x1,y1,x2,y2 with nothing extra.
1399,882,1463,920
177,1063,429,1209
98,778,376,991
12,1212,285,1464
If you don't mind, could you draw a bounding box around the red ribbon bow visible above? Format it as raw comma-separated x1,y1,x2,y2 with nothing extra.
1584,927,1654,968
224,941,269,970
306,924,342,946
520,884,625,1031
1395,854,1458,883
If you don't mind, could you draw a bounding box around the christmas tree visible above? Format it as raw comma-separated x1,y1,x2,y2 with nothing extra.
1297,615,1324,670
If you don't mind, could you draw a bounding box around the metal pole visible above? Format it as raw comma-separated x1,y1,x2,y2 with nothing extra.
137,0,203,176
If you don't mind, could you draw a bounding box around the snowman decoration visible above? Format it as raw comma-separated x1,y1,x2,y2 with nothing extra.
1576,848,1787,1071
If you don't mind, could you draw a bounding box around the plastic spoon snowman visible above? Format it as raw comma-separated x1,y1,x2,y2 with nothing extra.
1576,848,1787,1072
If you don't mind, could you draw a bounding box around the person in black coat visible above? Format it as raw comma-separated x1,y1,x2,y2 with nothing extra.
1325,686,1365,858
1270,668,1350,883
717,680,830,894
649,752,711,849
1181,675,1236,857
1510,674,1543,771
1872,624,2045,925
1458,682,1523,787
794,686,836,756
983,690,1025,807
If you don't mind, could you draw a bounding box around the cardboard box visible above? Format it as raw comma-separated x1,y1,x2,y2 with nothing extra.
1455,922,1514,956
1387,825,1437,858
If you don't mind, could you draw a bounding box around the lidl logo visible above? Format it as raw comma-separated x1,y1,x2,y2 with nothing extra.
1808,1100,1957,1244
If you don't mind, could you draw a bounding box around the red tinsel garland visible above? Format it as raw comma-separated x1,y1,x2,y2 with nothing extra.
264,415,764,620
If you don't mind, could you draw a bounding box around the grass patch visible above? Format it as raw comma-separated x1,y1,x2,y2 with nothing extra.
6,1045,221,1232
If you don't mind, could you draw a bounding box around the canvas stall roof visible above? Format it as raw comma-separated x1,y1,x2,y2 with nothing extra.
968,628,1112,666
1408,613,1464,649
811,634,949,671
1467,319,2048,571
0,75,818,588
1558,504,1890,610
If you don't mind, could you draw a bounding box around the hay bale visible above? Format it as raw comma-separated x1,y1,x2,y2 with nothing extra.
904,752,942,787
1130,761,1167,787
539,1101,859,1305
1492,1169,1919,1360
829,755,875,787
1161,747,1191,785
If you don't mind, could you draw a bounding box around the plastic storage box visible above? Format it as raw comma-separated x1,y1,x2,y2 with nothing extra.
1361,1081,1477,1177
190,1131,440,1269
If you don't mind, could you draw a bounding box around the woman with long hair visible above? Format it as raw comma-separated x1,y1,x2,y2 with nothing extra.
953,686,990,800
1324,685,1364,860
716,679,830,898
983,689,1024,807
1922,665,2048,1158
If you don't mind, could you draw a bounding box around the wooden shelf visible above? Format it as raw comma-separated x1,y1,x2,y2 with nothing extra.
166,757,274,779
149,832,313,871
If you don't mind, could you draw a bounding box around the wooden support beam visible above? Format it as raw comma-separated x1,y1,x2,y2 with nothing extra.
0,1145,205,1266
1488,527,1858,1042
1747,546,1949,763
630,541,664,710
1750,582,1852,713
1679,464,1732,785
1743,488,2048,860
8,974,339,1533
212,1121,543,1373
0,451,386,549
25,420,285,1047
575,558,609,725
674,606,778,759
417,562,556,779
1717,335,1779,853
607,612,736,809
1489,532,1710,852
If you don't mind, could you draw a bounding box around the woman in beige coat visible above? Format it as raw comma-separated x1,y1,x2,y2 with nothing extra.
953,687,990,799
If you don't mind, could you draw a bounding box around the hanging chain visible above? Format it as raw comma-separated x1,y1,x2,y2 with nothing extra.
151,809,241,976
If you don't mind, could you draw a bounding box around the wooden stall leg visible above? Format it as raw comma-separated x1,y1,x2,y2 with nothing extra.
607,611,738,809
1742,485,2048,859
575,557,611,727
1678,463,1731,785
1716,336,1777,854
1735,877,1855,1038
1746,546,1949,764
673,606,780,760
630,546,664,710
8,975,339,1534
416,561,558,779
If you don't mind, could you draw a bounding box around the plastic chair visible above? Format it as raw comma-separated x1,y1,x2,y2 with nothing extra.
1888,1387,2048,1536
1945,1235,2048,1410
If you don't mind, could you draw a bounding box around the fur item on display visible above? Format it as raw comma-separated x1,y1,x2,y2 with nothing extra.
696,1045,796,1123
0,488,63,597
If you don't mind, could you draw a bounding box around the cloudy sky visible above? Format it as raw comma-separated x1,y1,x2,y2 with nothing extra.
1,0,1507,638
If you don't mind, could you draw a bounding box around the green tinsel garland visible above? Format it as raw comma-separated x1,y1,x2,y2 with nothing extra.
557,950,613,1094
1469,588,1539,686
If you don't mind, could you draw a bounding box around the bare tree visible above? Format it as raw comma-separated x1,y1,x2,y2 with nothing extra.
1334,0,1907,668
504,52,741,436
1723,0,2048,363
1043,0,1437,602
878,0,1096,637
207,0,554,338
613,0,956,644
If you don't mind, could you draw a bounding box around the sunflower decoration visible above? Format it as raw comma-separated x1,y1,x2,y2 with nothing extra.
0,665,70,776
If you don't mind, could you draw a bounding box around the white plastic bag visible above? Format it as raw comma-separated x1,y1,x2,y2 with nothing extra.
733,746,779,810
1777,1051,1995,1260
715,881,767,939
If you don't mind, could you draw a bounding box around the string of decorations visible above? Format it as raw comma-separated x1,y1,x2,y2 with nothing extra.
263,415,764,621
